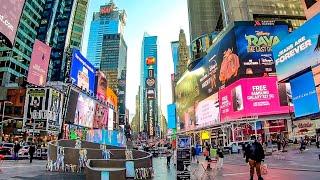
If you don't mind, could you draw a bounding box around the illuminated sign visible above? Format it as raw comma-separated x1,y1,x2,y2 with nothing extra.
146,57,156,65
146,78,155,88
100,6,113,15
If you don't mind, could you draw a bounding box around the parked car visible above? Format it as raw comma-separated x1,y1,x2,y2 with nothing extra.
0,146,12,157
18,146,30,158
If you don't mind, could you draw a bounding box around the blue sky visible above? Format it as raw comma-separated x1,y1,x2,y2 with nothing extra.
81,0,190,121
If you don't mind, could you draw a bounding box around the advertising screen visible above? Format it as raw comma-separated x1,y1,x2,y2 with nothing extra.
235,25,289,76
167,104,177,129
290,71,320,117
27,40,52,86
108,108,114,130
301,1,320,19
219,77,290,122
273,13,320,81
74,93,96,128
93,103,108,129
106,87,118,110
195,93,219,128
0,0,25,47
96,71,107,101
65,88,79,124
47,89,64,132
70,49,96,94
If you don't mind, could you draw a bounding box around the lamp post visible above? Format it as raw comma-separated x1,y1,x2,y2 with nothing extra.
1,101,13,142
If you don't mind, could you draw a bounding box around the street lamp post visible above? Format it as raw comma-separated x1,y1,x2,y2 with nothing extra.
1,101,13,142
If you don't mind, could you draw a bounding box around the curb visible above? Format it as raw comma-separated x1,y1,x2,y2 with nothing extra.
224,162,320,172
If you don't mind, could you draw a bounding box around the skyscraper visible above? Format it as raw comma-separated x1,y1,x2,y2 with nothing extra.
140,34,158,137
87,1,127,125
187,0,222,42
86,2,126,69
37,0,89,81
187,0,306,43
0,0,46,86
177,29,190,79
170,41,179,75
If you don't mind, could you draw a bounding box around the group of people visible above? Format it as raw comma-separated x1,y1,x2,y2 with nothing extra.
9,141,36,163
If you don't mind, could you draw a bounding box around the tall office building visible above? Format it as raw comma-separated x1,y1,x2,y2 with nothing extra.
187,0,306,43
177,29,190,79
170,41,179,75
37,0,89,81
86,1,126,69
140,34,158,137
187,0,222,42
0,0,46,86
87,1,127,125
131,87,141,133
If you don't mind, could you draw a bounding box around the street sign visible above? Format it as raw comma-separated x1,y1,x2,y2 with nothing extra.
177,135,191,180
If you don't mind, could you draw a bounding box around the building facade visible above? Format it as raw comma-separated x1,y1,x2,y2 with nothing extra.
0,0,45,86
86,2,126,69
37,0,89,81
140,34,158,137
177,29,190,79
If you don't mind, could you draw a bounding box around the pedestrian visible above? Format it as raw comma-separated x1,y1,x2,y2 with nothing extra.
13,141,21,161
166,148,172,166
216,145,224,170
29,143,36,163
299,137,305,153
277,138,281,151
191,145,198,163
245,136,265,180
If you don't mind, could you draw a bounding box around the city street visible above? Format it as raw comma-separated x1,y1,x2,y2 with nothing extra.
0,147,319,180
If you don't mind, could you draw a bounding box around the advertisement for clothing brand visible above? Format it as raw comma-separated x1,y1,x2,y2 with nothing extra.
70,49,96,94
235,25,289,76
219,77,290,122
273,13,320,81
0,0,25,47
290,71,320,118
74,93,96,128
27,40,52,86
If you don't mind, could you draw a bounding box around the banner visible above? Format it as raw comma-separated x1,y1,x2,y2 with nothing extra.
0,0,25,47
27,39,51,86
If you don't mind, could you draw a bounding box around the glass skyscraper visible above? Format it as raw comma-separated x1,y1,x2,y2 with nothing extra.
0,0,45,86
140,34,158,136
86,2,126,69
37,0,89,81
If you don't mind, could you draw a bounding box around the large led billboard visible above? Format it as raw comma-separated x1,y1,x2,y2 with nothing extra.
219,77,290,122
70,49,96,94
96,71,108,101
301,1,320,19
290,71,320,117
167,104,177,129
27,40,51,86
108,108,114,130
74,93,96,128
195,93,219,128
93,103,108,129
0,0,25,47
273,13,320,82
64,88,79,124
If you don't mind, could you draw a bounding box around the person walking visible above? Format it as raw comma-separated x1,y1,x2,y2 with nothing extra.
191,145,199,163
299,137,306,153
166,148,172,166
216,146,224,170
245,136,265,180
29,143,36,163
13,141,21,161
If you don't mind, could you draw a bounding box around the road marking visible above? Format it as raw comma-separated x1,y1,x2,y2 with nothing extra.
0,164,43,169
222,172,248,176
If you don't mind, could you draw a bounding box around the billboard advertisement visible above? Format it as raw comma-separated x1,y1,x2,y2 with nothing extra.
70,49,96,94
235,25,289,76
0,0,25,47
301,1,320,19
147,100,155,136
96,71,108,101
47,89,64,132
146,57,156,65
74,93,96,128
93,103,108,129
273,13,320,81
219,77,290,122
167,104,177,129
64,88,79,124
27,39,52,86
290,71,320,117
106,87,118,110
108,108,114,130
195,93,219,128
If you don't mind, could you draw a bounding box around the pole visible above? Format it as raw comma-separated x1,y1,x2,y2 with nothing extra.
232,123,235,142
0,102,2,142
254,121,257,138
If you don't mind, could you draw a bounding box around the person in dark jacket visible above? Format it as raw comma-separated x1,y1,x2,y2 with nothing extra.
13,141,21,161
245,136,265,180
29,143,36,163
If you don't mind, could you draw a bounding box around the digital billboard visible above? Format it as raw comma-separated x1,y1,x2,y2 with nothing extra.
74,93,96,128
108,108,114,130
64,88,79,124
301,1,320,19
235,25,289,76
47,89,64,132
106,87,118,110
27,39,51,86
273,13,320,81
70,49,96,94
146,57,156,65
219,77,290,122
167,104,177,129
93,103,108,129
96,71,107,101
195,93,219,128
290,71,320,117
0,0,25,47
